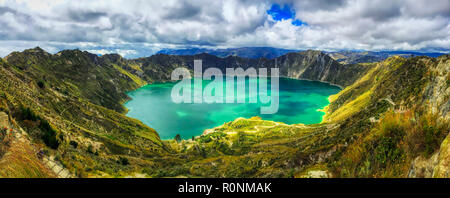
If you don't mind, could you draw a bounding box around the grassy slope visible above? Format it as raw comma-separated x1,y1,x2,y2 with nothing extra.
0,48,448,178
0,48,164,177
0,139,56,178
156,56,449,178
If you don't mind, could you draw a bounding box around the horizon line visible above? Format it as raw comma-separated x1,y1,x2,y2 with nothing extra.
2,46,449,60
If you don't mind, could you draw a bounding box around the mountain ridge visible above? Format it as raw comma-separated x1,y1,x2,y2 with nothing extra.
0,47,448,178
156,47,447,64
156,47,298,59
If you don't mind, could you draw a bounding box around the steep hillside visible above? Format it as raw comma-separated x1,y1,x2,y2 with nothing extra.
4,48,362,177
0,48,447,178
323,55,449,177
135,50,371,87
0,112,57,178
328,51,446,64
277,50,372,87
0,48,164,177
4,47,142,112
156,55,449,178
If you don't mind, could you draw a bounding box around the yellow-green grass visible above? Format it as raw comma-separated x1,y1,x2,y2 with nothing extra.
112,64,147,87
323,88,373,122
0,140,56,178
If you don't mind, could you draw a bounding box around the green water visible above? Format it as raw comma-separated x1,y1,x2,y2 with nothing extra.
125,77,341,140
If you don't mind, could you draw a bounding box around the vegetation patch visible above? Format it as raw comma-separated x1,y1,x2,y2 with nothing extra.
18,106,60,149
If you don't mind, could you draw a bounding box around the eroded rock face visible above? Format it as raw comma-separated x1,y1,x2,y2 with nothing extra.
421,55,450,120
136,50,369,87
408,153,439,178
409,133,450,178
408,56,450,178
0,112,9,128
300,170,332,178
433,133,450,178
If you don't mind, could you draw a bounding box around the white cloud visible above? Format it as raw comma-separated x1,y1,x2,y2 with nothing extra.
87,49,137,57
0,0,448,58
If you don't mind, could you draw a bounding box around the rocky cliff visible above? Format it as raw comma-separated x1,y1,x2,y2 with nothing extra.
0,48,448,178
157,55,449,178
0,48,164,177
134,50,370,87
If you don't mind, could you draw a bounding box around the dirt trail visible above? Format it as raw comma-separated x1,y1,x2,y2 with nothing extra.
42,155,73,178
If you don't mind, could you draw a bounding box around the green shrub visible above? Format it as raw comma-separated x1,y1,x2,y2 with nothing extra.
421,116,446,157
20,106,39,121
374,136,403,167
40,119,59,149
174,134,181,143
37,81,45,89
69,141,78,148
405,112,448,157
118,156,129,166
87,145,94,154
372,115,405,168
19,106,60,149
198,132,226,144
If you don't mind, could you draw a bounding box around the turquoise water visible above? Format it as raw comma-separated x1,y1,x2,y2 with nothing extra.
125,77,341,140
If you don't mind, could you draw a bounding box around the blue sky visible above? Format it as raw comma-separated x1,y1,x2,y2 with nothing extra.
0,0,448,58
267,4,307,26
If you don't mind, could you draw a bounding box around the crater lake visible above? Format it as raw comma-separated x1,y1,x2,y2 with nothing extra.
125,77,341,140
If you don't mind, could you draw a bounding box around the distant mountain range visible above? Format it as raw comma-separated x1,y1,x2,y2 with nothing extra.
156,47,298,59
0,47,448,178
327,51,447,64
157,47,447,64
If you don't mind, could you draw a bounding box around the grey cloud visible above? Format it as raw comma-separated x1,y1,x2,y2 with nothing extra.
360,1,402,21
0,6,36,41
0,0,448,57
402,1,450,18
163,1,201,20
293,0,346,11
0,6,16,14
66,9,107,22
